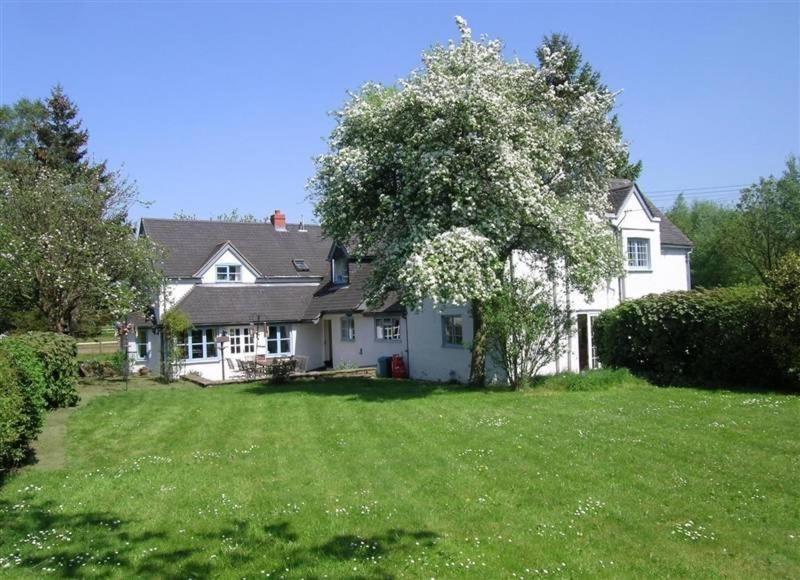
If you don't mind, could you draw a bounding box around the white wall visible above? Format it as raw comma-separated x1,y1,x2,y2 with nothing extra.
406,301,472,382
199,249,258,284
295,322,324,370
325,313,407,369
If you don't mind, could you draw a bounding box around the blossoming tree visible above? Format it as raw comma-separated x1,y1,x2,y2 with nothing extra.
311,19,625,385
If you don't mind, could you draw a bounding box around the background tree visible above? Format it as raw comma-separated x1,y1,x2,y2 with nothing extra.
0,168,162,334
34,85,89,171
173,208,265,222
537,33,642,180
667,195,752,287
0,98,47,165
732,156,800,282
0,86,159,335
311,18,626,385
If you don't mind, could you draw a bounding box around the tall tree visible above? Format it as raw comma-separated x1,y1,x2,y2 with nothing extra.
311,19,625,385
34,85,89,170
733,156,800,282
667,194,752,288
0,168,161,334
537,33,642,180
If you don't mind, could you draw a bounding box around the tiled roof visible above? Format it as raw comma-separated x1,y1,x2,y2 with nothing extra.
140,219,332,278
303,262,403,319
172,285,318,325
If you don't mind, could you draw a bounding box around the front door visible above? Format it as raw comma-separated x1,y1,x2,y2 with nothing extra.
577,313,599,371
323,319,333,367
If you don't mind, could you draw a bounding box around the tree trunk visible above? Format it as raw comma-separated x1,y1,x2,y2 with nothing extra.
469,299,487,387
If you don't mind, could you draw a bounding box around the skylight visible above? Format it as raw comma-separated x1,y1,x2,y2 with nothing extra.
292,259,310,272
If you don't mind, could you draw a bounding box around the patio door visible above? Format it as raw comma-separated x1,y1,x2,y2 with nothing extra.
577,313,599,371
323,319,333,367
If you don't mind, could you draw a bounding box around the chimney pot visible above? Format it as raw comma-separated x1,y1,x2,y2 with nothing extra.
271,210,286,231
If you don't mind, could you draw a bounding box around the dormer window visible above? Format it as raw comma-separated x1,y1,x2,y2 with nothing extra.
216,264,241,282
332,257,349,285
292,259,310,272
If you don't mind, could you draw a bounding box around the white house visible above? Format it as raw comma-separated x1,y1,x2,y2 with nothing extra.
129,180,692,383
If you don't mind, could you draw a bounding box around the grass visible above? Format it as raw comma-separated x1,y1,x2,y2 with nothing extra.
1,375,798,578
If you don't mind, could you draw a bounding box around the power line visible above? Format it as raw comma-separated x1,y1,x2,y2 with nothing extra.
644,183,749,194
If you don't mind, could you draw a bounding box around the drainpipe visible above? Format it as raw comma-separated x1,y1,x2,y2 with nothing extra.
565,262,573,373
403,310,410,378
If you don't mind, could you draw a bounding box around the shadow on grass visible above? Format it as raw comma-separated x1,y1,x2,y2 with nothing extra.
626,369,799,396
0,498,214,578
0,500,440,578
238,377,488,402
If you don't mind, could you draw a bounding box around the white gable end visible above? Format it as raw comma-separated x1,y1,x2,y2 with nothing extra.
199,248,258,284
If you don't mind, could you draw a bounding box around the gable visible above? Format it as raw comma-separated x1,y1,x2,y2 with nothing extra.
195,243,260,283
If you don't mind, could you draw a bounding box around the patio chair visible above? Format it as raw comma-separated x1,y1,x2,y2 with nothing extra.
292,355,309,374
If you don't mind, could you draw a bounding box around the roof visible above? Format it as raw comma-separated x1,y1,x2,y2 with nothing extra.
140,218,331,278
608,179,693,248
172,285,318,325
303,262,403,319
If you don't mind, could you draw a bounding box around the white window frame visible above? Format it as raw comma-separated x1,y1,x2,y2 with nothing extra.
266,324,292,357
178,328,218,361
136,328,149,360
375,317,401,342
332,258,349,285
228,327,255,355
627,238,651,271
216,264,241,282
441,315,464,348
340,317,355,342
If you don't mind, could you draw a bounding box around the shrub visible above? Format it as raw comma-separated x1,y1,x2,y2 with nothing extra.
0,353,29,467
536,368,648,392
0,338,47,442
79,358,119,379
15,332,79,407
594,286,792,388
766,252,800,383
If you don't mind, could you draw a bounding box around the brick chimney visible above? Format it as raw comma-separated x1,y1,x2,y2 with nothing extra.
270,210,286,231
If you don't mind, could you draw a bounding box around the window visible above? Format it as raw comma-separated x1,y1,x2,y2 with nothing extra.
292,259,310,272
229,327,255,355
340,317,355,341
442,315,463,347
136,328,148,359
332,258,349,285
627,238,651,270
216,265,241,282
178,328,218,360
375,317,401,341
267,325,291,356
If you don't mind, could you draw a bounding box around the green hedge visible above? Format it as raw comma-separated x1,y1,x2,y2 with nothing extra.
0,356,28,467
594,286,792,388
15,332,79,408
0,339,47,443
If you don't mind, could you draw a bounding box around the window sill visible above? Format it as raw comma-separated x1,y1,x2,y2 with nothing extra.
442,343,464,349
626,269,653,273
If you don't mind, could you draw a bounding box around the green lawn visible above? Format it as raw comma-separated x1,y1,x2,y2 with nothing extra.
1,376,798,578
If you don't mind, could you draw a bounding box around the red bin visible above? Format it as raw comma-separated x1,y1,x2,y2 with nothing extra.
390,354,407,379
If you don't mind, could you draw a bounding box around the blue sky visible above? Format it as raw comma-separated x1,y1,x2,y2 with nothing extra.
1,1,798,223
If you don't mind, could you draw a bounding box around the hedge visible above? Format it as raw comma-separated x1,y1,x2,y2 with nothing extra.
594,286,794,389
0,338,47,443
0,355,28,467
15,332,79,408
